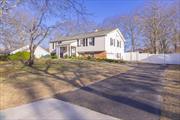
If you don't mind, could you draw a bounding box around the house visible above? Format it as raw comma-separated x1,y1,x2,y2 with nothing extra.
0,50,12,55
49,28,125,59
11,45,50,58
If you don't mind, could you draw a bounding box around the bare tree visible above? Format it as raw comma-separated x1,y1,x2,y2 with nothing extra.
1,0,87,66
100,13,142,52
0,11,28,50
119,14,142,52
169,0,180,53
0,0,21,16
23,0,87,66
140,0,178,53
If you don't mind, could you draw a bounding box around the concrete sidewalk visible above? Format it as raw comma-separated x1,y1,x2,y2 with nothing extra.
0,98,121,120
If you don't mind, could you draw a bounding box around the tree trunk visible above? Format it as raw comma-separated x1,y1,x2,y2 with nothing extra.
25,49,34,66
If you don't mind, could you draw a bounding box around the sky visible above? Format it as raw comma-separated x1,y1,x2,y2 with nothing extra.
11,0,175,49
84,0,146,24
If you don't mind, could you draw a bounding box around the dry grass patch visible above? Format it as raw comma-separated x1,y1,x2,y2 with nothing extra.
0,59,131,110
161,65,180,120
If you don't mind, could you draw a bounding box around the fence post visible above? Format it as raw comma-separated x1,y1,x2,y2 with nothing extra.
163,53,166,65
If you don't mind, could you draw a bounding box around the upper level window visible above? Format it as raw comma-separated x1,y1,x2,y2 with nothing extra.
117,40,120,47
89,37,95,46
83,38,86,46
58,41,62,44
114,39,116,47
52,42,55,49
110,38,113,46
80,39,83,47
85,38,88,46
77,39,80,47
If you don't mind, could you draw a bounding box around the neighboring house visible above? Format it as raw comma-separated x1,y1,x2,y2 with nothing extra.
49,28,125,59
0,50,12,55
11,45,50,58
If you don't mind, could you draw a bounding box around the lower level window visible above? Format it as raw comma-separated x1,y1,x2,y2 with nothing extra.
117,53,121,58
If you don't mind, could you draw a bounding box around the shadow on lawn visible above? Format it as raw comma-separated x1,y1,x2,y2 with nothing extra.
6,61,94,120
3,61,179,120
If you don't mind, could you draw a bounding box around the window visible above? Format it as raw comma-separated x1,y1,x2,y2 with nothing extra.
52,42,55,49
80,39,83,47
89,37,95,46
77,39,80,47
117,53,121,58
83,38,86,46
110,38,113,46
114,39,116,47
117,40,120,47
58,41,62,44
85,38,88,46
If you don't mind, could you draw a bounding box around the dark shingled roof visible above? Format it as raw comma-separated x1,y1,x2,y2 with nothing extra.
50,28,116,42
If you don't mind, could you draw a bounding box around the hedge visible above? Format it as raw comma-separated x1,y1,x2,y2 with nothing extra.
8,51,30,61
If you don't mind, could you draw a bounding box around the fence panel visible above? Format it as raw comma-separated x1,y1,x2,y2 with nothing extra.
123,52,180,64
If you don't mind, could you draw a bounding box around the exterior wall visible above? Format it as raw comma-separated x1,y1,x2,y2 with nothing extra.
76,36,105,52
105,29,125,59
49,42,58,53
34,46,50,58
49,42,54,53
79,51,106,59
94,51,106,58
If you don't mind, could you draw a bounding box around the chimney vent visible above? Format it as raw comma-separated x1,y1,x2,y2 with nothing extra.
95,29,98,32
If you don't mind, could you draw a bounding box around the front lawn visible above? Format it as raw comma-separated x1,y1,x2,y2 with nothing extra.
161,65,180,120
0,59,131,110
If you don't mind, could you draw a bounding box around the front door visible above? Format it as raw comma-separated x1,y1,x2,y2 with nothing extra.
71,46,76,56
60,47,64,58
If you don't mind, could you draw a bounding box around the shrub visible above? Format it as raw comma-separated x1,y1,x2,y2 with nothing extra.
87,56,93,60
50,53,57,59
0,55,9,61
51,55,57,59
95,58,126,63
8,51,30,61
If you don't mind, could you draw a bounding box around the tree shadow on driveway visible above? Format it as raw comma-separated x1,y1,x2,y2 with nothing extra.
54,64,180,120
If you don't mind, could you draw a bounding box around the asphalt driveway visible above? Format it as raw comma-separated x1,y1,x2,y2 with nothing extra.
55,64,167,120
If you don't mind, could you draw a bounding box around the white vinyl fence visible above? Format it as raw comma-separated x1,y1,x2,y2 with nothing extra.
123,52,180,64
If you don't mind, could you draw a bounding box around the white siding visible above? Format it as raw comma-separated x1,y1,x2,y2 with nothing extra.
49,43,54,53
76,36,105,52
105,29,125,59
34,46,50,58
49,42,58,53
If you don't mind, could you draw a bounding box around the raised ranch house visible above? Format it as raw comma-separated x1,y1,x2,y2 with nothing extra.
49,28,125,59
